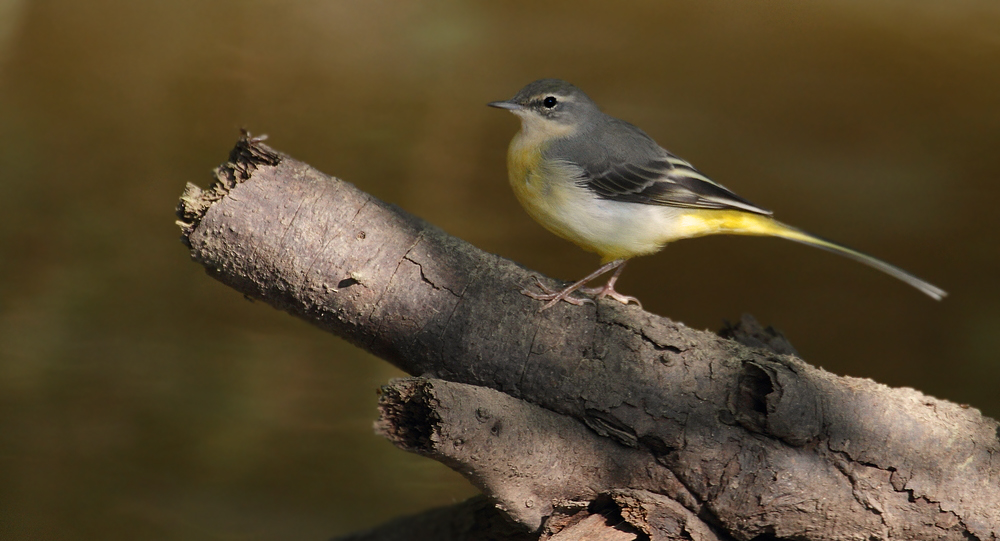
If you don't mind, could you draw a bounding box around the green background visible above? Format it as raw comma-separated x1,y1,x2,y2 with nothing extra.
1,1,998,539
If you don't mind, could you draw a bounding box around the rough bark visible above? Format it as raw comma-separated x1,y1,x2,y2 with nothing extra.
177,135,1000,541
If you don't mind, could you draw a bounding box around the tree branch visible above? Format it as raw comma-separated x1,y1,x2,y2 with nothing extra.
177,135,999,541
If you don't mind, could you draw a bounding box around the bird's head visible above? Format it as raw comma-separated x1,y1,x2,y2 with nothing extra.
488,79,599,138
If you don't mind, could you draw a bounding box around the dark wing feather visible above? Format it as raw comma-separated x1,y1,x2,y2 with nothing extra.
581,153,772,215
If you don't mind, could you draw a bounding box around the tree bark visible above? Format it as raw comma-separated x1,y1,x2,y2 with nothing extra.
176,135,1000,541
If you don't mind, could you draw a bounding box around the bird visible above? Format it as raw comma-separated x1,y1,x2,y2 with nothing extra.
487,78,946,311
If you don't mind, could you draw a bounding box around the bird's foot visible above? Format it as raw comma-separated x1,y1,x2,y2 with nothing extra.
579,284,642,309
520,260,640,312
521,276,595,311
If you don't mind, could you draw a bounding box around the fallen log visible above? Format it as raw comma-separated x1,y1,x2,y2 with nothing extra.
176,134,999,540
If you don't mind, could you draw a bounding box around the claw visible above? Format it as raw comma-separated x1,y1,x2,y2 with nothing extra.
600,289,642,309
529,275,558,295
519,260,642,311
521,276,593,309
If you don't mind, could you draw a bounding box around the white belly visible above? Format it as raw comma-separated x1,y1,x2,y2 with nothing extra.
510,160,691,261
536,184,691,260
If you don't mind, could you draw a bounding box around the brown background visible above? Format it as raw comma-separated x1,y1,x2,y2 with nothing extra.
1,1,998,539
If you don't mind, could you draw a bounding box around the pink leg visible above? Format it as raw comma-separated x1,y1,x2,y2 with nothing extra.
579,261,642,309
522,259,641,311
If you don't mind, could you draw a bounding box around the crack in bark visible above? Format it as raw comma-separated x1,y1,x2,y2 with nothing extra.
362,231,427,350
363,258,411,351
519,323,543,394
827,444,983,539
402,252,462,297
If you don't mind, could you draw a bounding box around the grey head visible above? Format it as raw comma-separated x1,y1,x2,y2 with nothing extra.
488,78,603,129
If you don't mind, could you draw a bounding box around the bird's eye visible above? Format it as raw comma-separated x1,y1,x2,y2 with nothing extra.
542,96,558,108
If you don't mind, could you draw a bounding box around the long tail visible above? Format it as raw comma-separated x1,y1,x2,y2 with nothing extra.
695,211,947,300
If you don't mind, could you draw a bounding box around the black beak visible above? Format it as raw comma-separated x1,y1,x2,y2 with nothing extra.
487,100,522,111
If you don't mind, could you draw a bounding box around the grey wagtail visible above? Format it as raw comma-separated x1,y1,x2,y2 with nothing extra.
488,78,946,311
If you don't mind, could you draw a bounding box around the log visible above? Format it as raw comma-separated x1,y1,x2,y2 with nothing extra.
176,134,1000,541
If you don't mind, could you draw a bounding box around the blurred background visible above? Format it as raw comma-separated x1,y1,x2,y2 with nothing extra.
1,0,998,539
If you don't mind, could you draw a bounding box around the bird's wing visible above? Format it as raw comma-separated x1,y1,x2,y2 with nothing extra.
579,152,772,215
565,122,773,215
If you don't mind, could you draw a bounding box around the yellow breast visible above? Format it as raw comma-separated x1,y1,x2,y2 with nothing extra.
506,132,647,261
505,112,580,214
506,135,572,242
